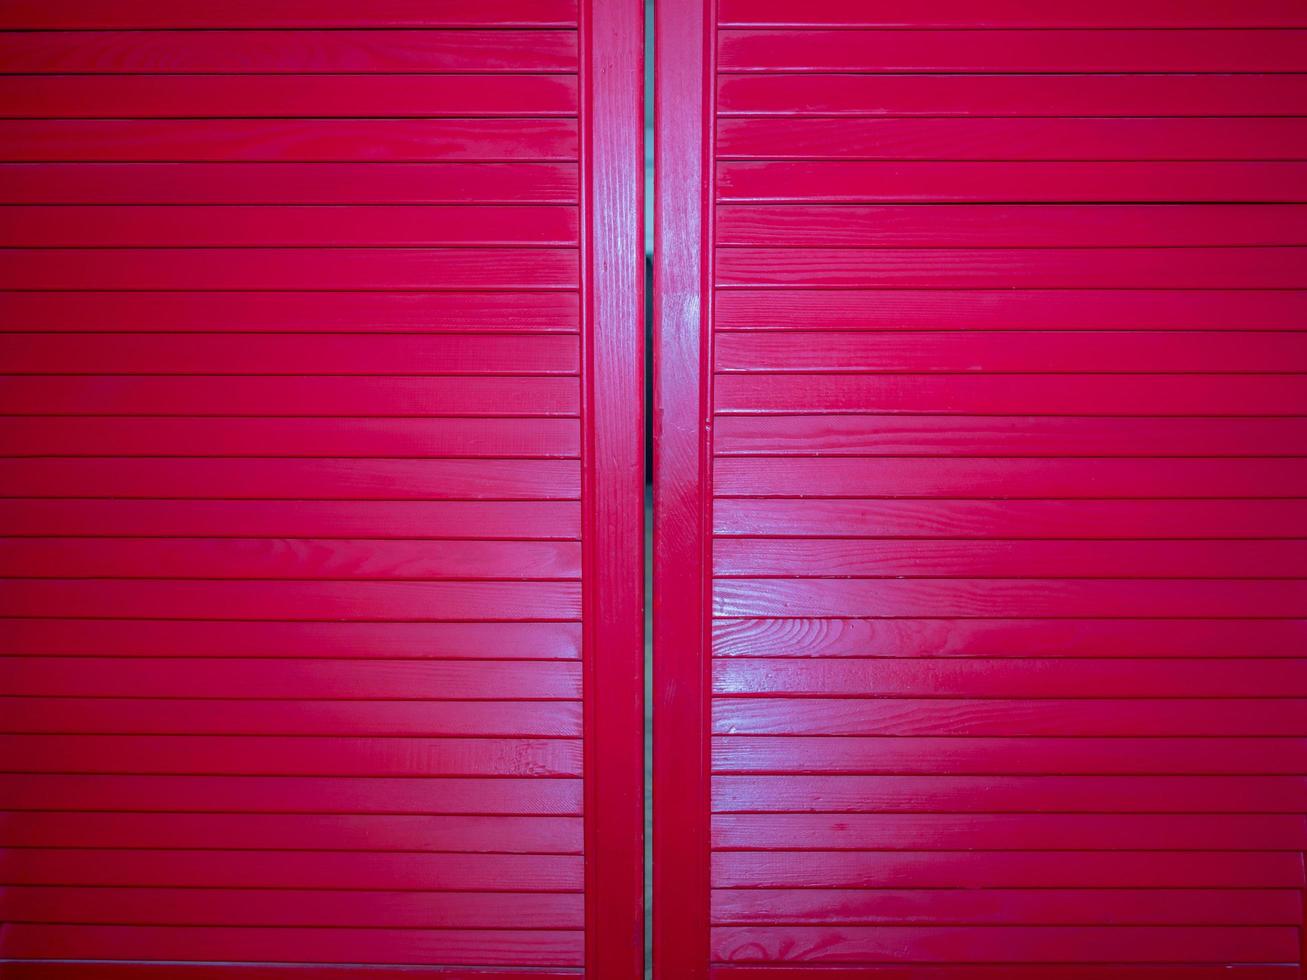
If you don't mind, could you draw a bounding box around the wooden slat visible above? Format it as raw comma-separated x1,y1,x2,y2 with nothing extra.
0,206,581,247
717,74,1307,118
0,75,579,119
711,813,1307,851
0,812,582,852
712,967,1299,980
716,161,1307,203
714,417,1307,458
0,31,579,73
0,658,580,699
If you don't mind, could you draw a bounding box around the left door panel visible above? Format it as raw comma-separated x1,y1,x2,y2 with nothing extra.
0,2,644,977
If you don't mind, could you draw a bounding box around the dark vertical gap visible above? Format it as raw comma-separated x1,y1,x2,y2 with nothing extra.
643,4,656,978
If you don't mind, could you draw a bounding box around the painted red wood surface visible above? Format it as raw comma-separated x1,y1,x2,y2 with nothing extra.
655,0,1307,977
0,2,642,977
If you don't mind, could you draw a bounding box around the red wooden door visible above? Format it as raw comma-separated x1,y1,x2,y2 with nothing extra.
654,1,1307,977
0,2,643,977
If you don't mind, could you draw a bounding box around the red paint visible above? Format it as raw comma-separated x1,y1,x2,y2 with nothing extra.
656,1,1307,977
0,1,641,975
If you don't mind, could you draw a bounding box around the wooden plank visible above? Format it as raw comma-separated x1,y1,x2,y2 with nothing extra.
0,886,583,928
0,658,581,699
712,968,1299,980
717,118,1307,161
713,539,1307,579
0,334,578,375
711,617,1307,658
711,813,1307,851
716,205,1307,248
0,290,581,332
0,459,580,500
0,0,579,28
0,580,582,620
711,774,1307,812
0,501,583,540
714,417,1307,458
709,925,1297,964
713,698,1307,737
714,373,1307,415
713,457,1307,499
0,812,582,852
715,247,1307,289
0,774,584,814
717,74,1307,118
711,735,1307,774
0,75,579,118
0,163,581,205
717,29,1307,72
716,161,1307,203
0,964,583,980
0,698,582,737
715,331,1307,373
715,289,1307,331
0,923,582,968
0,418,581,458
712,851,1306,888
0,206,581,247
0,31,579,73
0,249,579,291
0,376,580,416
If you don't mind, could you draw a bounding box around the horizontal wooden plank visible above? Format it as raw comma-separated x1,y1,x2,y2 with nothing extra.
0,376,580,416
0,459,580,499
714,417,1307,458
712,887,1302,927
0,886,583,928
711,813,1307,851
709,924,1296,964
0,206,580,247
0,579,582,620
0,119,578,163
1,290,580,332
0,249,579,291
712,968,1299,980
0,334,578,375
713,698,1307,737
0,848,581,890
0,75,578,118
0,923,581,968
713,457,1307,498
0,619,582,658
0,658,580,699
0,774,583,814
0,811,581,852
718,118,1307,162
0,501,582,539
0,0,578,28
717,0,1307,28
711,617,1307,658
716,161,1307,202
0,965,583,980
716,205,1307,248
0,163,580,205
712,735,1307,774
717,74,1307,118
715,539,1307,579
716,247,1307,289
715,331,1307,373
713,659,1307,698
715,578,1307,618
0,30,579,74
0,698,582,737
0,418,581,458
717,29,1307,72
715,289,1307,331
711,774,1307,812
715,373,1307,415
713,851,1306,888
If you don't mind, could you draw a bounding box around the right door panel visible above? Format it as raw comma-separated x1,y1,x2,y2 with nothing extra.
655,1,1307,977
